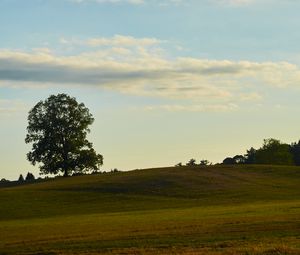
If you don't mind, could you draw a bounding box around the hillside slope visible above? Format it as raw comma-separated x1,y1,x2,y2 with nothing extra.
1,165,300,255
1,165,300,220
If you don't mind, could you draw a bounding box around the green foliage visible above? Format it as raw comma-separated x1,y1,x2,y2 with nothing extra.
255,139,294,165
224,139,300,166
25,93,103,176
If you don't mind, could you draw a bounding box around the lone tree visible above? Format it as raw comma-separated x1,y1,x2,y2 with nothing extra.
25,94,103,177
18,174,24,182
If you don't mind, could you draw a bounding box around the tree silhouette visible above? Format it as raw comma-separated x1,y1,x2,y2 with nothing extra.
25,172,35,181
25,94,103,177
233,155,245,164
222,157,236,165
199,159,210,166
186,158,196,166
18,174,24,182
255,138,293,165
290,140,300,166
244,147,256,164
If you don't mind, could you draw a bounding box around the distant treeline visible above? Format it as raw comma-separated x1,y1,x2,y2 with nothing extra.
0,169,121,185
2,138,299,184
223,138,300,166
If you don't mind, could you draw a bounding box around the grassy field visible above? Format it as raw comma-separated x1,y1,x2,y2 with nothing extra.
1,165,300,254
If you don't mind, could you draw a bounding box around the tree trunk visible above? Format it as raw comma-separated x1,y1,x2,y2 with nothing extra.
63,168,68,177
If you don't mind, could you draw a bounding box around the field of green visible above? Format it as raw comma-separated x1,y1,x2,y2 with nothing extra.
1,165,300,254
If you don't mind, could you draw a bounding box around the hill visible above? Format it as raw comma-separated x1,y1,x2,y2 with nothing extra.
1,165,300,254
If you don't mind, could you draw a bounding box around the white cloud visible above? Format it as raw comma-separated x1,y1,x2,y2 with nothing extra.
69,0,144,4
68,0,187,5
145,103,238,112
87,35,160,47
68,0,258,7
213,0,256,6
1,35,300,112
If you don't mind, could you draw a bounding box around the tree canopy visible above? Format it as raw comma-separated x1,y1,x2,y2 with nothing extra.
254,138,294,165
25,172,35,181
222,138,298,166
25,94,103,176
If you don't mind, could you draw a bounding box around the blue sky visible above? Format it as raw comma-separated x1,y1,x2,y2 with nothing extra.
1,0,300,179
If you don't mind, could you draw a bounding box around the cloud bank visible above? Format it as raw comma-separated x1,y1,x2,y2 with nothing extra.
68,0,185,5
1,35,299,111
69,0,144,4
215,0,255,6
69,0,255,6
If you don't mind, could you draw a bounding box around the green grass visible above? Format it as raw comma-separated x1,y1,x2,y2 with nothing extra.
1,165,300,254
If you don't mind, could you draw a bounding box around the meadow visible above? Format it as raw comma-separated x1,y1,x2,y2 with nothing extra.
1,165,300,254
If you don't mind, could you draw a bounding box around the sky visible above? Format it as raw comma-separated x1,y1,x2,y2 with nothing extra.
1,0,300,180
